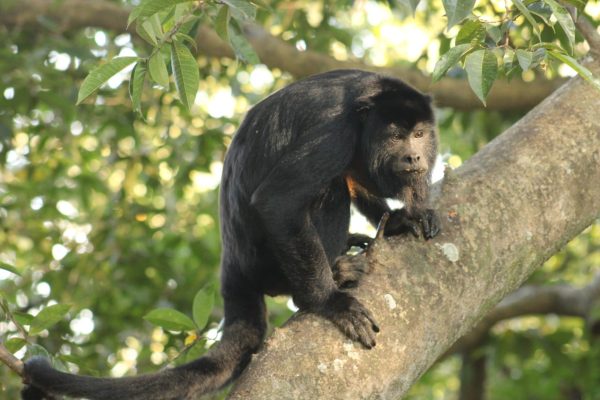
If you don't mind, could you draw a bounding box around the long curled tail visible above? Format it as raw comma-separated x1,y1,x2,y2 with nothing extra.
22,293,266,400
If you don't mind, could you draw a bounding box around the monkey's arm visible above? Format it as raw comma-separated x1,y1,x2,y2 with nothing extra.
349,185,391,227
250,128,379,348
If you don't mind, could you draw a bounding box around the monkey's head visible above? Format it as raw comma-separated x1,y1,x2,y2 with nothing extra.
358,82,437,200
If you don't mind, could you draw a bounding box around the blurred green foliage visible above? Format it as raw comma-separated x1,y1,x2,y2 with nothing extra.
1,0,599,399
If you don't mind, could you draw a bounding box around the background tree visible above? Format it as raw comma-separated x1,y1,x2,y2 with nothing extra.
0,0,599,399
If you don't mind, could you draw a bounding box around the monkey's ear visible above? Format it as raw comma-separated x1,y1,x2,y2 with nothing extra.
355,90,379,113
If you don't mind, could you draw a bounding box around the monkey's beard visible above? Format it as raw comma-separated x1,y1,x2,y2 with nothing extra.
376,169,429,213
395,175,429,213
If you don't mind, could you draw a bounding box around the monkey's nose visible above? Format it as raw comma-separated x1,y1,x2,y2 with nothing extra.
403,154,421,165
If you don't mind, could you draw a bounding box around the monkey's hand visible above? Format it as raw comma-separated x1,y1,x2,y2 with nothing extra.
384,208,440,239
315,291,379,349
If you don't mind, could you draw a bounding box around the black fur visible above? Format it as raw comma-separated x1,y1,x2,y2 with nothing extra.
22,69,439,400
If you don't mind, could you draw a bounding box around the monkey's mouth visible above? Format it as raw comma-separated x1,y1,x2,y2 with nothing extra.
401,168,426,174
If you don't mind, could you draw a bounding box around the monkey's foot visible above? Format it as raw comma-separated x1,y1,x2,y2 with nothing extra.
332,254,370,289
317,291,379,349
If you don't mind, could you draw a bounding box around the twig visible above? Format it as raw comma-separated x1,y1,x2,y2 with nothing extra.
0,302,28,340
374,212,390,240
0,341,24,377
566,7,600,55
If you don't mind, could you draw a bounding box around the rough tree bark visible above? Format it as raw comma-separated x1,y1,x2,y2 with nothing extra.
0,0,564,111
227,60,600,399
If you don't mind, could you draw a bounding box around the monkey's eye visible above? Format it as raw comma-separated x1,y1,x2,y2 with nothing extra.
414,130,424,138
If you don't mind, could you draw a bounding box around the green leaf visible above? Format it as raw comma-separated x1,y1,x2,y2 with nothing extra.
503,48,516,69
136,14,163,46
227,20,260,64
170,41,199,110
129,61,146,114
465,49,498,105
544,0,575,49
555,21,574,55
547,50,600,90
456,20,486,45
182,339,207,364
128,7,143,27
561,0,587,12
531,48,546,68
222,0,256,20
432,43,471,82
485,23,503,43
215,5,230,42
77,57,138,105
192,285,215,330
516,49,534,70
130,0,193,24
173,2,191,23
148,52,170,87
0,261,20,276
25,344,51,360
249,0,273,10
528,2,553,26
30,304,70,335
394,0,422,16
176,33,198,49
513,0,541,40
6,337,27,353
57,354,81,365
144,308,196,331
442,0,476,29
12,311,33,327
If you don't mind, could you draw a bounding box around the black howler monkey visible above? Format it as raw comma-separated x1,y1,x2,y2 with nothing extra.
21,69,439,400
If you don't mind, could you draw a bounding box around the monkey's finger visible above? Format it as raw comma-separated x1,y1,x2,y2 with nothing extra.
424,210,441,239
358,308,380,333
421,216,430,238
340,319,360,343
429,212,441,238
354,319,376,349
409,221,420,238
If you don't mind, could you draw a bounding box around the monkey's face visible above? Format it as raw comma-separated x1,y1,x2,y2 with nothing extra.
386,121,434,175
364,117,437,199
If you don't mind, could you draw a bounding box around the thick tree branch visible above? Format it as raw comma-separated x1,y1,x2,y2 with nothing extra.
565,7,600,55
575,16,600,55
448,273,600,355
226,60,600,399
0,0,565,111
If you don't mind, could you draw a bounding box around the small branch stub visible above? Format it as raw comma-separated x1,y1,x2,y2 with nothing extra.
375,212,390,240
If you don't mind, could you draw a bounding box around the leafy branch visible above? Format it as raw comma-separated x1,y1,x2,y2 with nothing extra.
77,0,261,112
431,0,600,104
